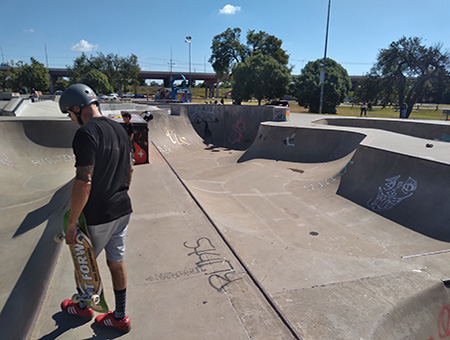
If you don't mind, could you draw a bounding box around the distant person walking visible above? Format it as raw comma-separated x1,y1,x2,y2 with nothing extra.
360,102,367,117
400,104,407,118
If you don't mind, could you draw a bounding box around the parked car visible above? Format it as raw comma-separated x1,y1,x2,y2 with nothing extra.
99,93,118,100
265,100,289,107
134,94,145,98
122,92,134,98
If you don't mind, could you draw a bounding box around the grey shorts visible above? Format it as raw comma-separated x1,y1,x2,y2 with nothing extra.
87,214,131,262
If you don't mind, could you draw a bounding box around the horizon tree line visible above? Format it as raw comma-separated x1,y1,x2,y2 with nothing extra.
1,31,449,118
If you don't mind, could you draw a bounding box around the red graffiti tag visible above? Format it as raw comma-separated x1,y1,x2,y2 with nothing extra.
439,305,450,339
0,151,16,170
229,117,246,144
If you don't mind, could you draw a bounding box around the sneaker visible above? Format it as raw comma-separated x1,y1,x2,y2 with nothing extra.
95,311,131,333
61,299,94,319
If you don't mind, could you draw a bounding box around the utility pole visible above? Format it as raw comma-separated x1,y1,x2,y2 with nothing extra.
168,46,175,84
185,36,192,99
44,43,49,68
319,0,332,114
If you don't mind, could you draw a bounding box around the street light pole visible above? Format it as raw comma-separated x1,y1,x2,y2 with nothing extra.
319,0,332,114
185,36,192,101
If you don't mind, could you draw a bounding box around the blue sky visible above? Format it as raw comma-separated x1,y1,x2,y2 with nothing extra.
1,0,449,77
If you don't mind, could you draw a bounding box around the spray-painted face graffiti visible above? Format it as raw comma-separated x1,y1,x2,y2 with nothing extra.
367,175,417,211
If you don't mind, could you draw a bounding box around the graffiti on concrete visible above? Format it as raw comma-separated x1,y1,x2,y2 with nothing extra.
228,116,246,145
283,133,296,148
435,134,450,142
165,129,190,145
184,237,241,291
0,151,17,170
273,111,285,121
189,109,219,125
31,154,75,167
145,267,204,283
303,161,353,191
425,304,450,339
367,175,417,211
189,109,219,140
438,304,450,339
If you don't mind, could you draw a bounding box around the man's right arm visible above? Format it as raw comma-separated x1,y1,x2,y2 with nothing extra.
66,165,93,244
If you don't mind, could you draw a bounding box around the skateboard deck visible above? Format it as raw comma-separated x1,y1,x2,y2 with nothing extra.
55,210,108,313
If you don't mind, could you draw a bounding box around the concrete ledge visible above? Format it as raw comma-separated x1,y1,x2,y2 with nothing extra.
315,116,450,142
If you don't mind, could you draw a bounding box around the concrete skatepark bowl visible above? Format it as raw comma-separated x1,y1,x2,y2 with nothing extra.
2,99,450,340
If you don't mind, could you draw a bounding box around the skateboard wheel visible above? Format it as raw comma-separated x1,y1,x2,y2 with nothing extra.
53,233,65,243
71,293,80,303
91,295,100,305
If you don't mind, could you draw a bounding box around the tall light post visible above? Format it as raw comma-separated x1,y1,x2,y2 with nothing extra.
319,0,332,114
185,36,192,101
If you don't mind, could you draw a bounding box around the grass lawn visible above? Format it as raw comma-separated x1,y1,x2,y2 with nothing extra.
190,97,450,122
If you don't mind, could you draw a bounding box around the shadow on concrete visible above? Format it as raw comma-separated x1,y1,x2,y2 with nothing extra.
35,312,92,340
0,181,72,340
35,312,125,340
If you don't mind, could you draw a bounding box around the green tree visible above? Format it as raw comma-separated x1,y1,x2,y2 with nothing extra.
0,65,15,91
211,28,291,103
7,58,50,93
230,61,252,104
55,78,70,91
83,69,113,94
92,53,140,94
426,69,450,103
232,54,290,105
69,52,140,94
68,53,90,84
209,28,248,79
246,30,289,66
372,36,450,118
293,58,351,113
354,74,384,106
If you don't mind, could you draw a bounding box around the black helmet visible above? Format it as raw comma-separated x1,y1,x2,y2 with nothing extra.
59,84,98,113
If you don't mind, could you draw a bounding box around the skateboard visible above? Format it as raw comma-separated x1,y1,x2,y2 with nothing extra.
54,210,108,313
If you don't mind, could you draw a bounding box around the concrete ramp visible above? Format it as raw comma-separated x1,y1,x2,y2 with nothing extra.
171,103,288,150
5,102,450,340
0,118,77,340
316,116,450,142
338,145,450,241
14,100,63,117
148,106,450,340
238,122,366,163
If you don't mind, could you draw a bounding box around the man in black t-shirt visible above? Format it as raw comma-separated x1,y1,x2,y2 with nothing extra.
121,112,135,142
59,84,132,333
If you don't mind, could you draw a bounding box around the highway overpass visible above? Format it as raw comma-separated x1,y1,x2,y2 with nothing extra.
0,66,365,94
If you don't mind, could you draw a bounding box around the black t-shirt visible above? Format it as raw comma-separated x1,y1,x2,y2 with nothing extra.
73,116,132,225
123,122,134,139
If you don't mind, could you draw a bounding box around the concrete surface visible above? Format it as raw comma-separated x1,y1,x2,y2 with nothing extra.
2,100,450,340
0,117,77,339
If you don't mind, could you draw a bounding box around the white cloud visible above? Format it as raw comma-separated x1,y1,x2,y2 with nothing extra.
23,29,34,33
220,4,241,15
71,40,98,52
